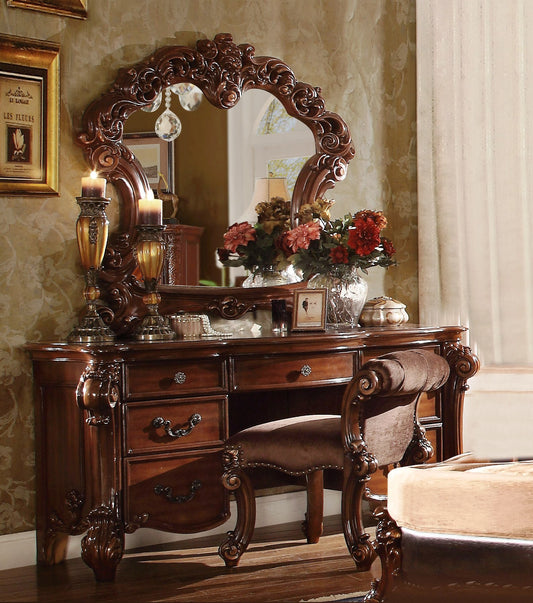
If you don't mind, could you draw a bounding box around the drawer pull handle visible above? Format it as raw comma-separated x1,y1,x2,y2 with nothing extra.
152,413,202,439
173,371,187,384
154,480,202,504
300,364,312,377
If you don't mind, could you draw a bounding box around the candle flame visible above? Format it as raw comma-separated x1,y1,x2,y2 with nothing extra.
90,170,98,179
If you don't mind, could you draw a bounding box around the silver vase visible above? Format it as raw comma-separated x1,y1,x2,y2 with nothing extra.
308,266,368,327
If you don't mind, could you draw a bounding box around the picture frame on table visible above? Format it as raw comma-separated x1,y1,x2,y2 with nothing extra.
6,0,88,20
0,34,60,195
292,288,327,332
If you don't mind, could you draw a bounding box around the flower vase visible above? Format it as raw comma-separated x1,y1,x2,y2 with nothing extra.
242,265,302,288
308,266,368,327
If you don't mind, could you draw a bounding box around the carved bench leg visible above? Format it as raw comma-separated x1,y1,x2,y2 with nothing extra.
219,446,256,568
81,505,124,582
219,467,256,568
364,508,402,603
302,470,324,544
342,468,377,572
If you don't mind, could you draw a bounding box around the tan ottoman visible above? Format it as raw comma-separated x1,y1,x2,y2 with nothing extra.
385,460,533,601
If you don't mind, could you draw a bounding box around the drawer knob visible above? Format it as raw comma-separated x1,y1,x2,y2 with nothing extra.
174,371,187,384
300,364,312,377
152,413,202,439
154,480,202,504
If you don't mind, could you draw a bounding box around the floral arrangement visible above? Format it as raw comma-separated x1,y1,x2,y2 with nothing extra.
217,196,396,280
282,199,396,280
217,196,291,273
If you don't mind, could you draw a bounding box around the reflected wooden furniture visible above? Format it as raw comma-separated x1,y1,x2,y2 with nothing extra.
219,349,452,570
162,224,204,286
26,325,478,582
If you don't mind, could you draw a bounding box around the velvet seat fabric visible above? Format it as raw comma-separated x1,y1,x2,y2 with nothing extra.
224,414,343,474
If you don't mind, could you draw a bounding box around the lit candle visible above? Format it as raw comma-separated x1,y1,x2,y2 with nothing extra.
81,171,106,197
138,194,163,225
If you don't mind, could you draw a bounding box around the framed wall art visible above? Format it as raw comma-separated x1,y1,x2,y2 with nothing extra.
0,34,60,195
292,288,327,332
7,0,87,20
124,132,175,195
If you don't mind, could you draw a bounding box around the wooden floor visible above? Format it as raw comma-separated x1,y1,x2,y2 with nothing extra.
0,517,373,603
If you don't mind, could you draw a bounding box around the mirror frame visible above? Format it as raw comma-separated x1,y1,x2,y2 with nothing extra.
77,33,354,336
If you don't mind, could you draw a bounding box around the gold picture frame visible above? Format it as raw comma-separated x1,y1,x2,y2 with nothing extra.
292,288,327,332
7,0,87,19
0,34,60,195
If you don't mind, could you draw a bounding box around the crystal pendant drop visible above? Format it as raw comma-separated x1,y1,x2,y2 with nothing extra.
155,110,182,141
178,85,203,111
154,88,182,141
170,82,194,95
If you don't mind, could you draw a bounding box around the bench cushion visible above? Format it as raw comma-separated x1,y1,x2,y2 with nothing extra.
225,414,343,475
388,461,533,539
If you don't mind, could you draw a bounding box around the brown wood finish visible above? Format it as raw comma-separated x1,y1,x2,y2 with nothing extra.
26,325,478,582
77,33,355,335
162,224,204,286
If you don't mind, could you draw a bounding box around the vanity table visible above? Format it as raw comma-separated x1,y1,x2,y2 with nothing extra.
26,325,477,581
38,34,479,581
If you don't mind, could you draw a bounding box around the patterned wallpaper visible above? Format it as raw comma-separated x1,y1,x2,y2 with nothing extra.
0,0,416,535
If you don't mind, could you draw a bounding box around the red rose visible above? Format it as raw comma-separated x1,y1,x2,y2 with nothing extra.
329,245,349,264
347,217,381,255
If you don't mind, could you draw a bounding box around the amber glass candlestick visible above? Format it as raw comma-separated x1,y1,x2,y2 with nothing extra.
68,197,115,342
134,224,175,340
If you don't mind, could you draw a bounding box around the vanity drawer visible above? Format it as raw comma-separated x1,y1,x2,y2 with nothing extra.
231,352,354,391
124,450,229,533
124,396,227,456
125,357,227,400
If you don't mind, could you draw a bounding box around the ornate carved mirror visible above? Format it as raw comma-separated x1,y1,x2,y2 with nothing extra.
78,33,354,336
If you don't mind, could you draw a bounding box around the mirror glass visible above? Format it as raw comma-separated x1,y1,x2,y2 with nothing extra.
123,88,314,286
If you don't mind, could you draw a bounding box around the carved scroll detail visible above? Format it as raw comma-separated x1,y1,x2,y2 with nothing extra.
48,489,89,536
365,508,402,603
76,361,121,426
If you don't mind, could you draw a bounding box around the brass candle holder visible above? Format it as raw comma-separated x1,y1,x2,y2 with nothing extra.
68,197,115,342
134,224,175,340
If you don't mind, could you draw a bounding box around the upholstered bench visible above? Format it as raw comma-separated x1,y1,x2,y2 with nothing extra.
371,460,533,602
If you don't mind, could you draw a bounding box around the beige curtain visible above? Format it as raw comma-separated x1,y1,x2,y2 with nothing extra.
417,0,533,367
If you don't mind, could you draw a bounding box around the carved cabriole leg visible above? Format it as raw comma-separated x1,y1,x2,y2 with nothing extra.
365,508,402,603
442,343,480,458
81,504,124,582
302,470,324,544
219,446,256,568
77,361,124,581
342,447,379,572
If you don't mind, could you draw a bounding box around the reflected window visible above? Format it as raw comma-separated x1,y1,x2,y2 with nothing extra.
257,97,303,135
267,157,308,194
227,90,314,224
